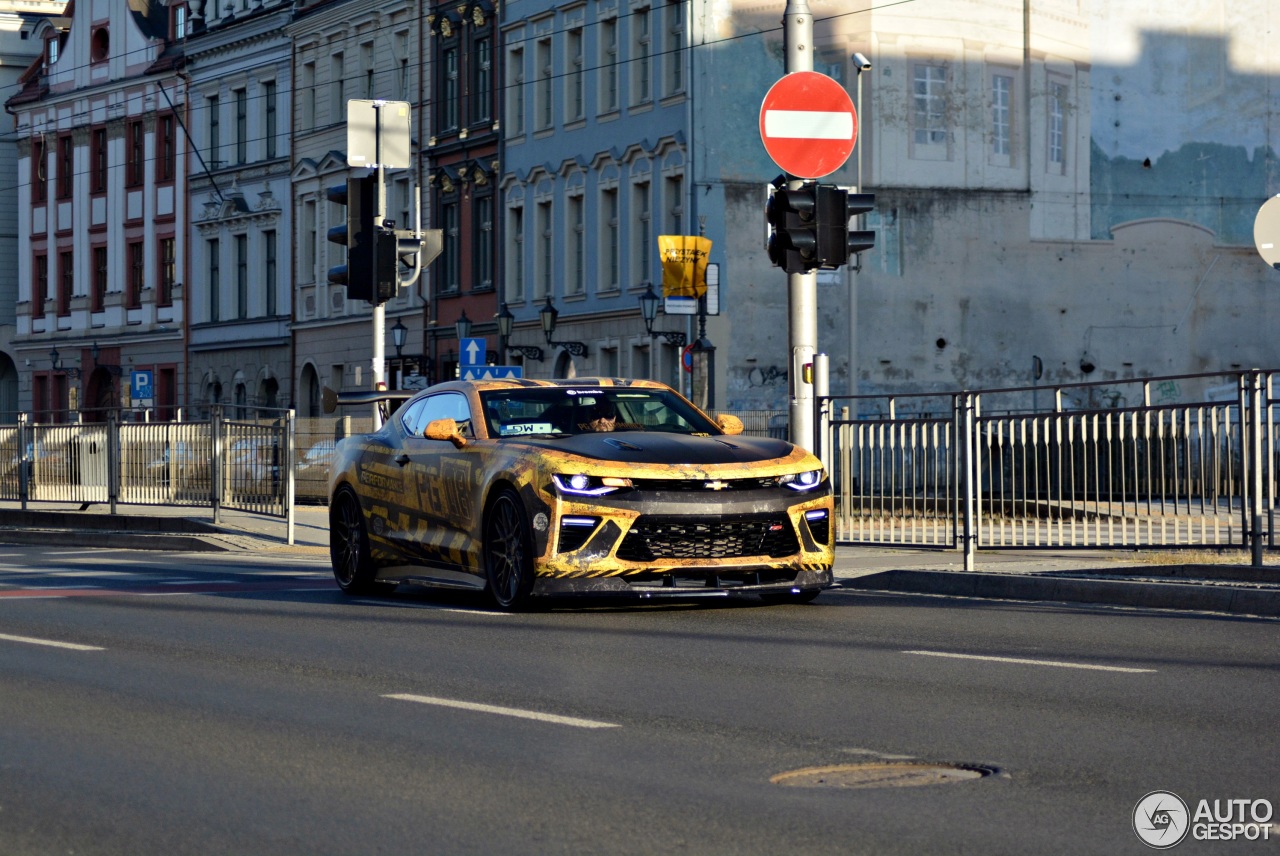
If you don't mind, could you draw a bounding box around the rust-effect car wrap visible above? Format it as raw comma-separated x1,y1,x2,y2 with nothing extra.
328,378,834,609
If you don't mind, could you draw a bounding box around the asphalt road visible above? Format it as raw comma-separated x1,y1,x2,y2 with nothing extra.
0,545,1276,855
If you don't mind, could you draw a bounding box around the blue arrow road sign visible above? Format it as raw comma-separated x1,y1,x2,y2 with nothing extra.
460,337,486,366
461,366,523,381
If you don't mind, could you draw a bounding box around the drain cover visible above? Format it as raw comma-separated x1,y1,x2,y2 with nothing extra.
771,762,994,789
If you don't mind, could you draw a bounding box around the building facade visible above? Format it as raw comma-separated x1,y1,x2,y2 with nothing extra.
184,0,294,417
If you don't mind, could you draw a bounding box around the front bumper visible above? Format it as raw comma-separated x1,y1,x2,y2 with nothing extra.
531,568,834,599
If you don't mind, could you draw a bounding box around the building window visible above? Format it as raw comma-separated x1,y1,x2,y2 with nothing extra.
159,115,175,182
158,239,175,305
158,238,175,306
992,73,1012,157
234,88,247,164
1048,81,1067,170
207,94,220,165
92,246,108,312
472,36,492,124
600,18,618,113
663,3,684,96
566,28,584,122
33,253,48,315
473,195,493,291
535,38,553,130
567,194,585,295
56,134,72,199
912,63,948,145
127,120,144,186
330,53,345,121
631,181,652,284
32,136,46,203
208,239,220,322
535,199,552,299
127,241,144,309
301,62,316,130
91,128,107,193
631,8,651,105
362,42,375,99
300,199,316,284
439,200,460,293
506,205,524,302
263,81,277,159
664,174,683,234
600,186,619,291
263,230,277,316
57,250,73,317
441,45,460,131
506,47,524,135
173,3,187,40
235,234,248,319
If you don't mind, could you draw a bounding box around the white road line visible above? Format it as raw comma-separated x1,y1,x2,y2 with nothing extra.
0,632,104,651
384,693,620,729
903,649,1156,673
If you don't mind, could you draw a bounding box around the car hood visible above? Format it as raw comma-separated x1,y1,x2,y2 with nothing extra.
511,432,799,466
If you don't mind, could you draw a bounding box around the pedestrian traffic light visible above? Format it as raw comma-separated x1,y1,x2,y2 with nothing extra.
373,228,399,304
326,175,378,303
814,187,877,269
766,183,820,274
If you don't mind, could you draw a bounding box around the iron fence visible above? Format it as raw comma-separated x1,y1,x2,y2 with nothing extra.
819,370,1277,567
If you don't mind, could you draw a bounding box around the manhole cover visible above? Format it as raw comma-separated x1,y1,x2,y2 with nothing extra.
771,762,995,789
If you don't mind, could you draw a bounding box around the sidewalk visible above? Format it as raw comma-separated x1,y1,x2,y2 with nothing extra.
0,501,1275,616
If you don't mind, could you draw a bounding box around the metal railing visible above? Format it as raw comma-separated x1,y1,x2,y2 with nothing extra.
818,370,1278,567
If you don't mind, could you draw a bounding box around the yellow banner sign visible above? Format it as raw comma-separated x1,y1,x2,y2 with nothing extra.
658,235,712,298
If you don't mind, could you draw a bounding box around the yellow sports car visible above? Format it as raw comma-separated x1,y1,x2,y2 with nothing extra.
327,377,833,609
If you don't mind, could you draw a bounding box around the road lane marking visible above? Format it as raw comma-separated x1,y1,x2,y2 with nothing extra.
383,693,620,729
903,650,1155,673
0,632,104,651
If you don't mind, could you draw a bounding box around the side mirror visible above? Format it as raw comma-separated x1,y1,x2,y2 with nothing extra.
425,417,468,448
716,414,744,436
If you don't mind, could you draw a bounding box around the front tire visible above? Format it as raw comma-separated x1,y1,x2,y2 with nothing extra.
330,489,393,595
484,489,536,610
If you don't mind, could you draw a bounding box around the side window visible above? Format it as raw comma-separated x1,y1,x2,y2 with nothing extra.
399,398,427,436
412,393,474,438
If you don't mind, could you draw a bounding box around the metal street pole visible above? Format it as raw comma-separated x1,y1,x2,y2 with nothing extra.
371,106,387,428
784,0,816,451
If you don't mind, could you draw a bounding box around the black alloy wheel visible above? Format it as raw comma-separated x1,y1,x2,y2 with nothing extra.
330,489,393,595
484,489,536,610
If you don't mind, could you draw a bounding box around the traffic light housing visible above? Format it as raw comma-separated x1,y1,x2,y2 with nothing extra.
815,188,877,269
766,184,819,274
844,191,877,260
326,175,378,303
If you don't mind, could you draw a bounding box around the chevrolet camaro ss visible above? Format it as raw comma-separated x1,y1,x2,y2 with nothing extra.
327,377,834,609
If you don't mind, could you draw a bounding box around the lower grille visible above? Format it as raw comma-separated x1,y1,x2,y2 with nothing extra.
617,514,800,561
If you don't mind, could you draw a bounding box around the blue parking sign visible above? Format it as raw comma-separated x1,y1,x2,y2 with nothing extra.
131,370,154,403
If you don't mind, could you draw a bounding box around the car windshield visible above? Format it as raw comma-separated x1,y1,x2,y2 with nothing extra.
479,387,720,437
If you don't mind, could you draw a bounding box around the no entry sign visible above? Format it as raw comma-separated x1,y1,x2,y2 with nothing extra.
759,71,858,179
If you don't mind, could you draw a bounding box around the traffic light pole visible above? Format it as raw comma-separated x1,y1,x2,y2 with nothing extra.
370,114,387,428
784,0,818,452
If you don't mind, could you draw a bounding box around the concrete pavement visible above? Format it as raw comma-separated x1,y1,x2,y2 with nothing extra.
0,501,1276,616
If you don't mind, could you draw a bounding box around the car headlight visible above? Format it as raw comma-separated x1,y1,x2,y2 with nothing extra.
552,473,634,496
779,469,824,491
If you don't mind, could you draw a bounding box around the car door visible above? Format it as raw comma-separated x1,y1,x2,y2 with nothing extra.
399,392,481,575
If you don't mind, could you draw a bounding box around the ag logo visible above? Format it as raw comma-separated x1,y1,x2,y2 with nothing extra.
1133,791,1190,849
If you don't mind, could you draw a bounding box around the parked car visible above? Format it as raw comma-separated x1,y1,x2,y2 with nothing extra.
327,377,834,609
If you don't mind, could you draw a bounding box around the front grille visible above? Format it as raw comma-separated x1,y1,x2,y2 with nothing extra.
627,477,780,492
617,514,800,561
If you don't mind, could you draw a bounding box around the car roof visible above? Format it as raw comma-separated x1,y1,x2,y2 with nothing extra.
425,377,675,395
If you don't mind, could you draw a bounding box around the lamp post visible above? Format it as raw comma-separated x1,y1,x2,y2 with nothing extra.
455,309,473,342
539,296,588,357
638,284,687,348
496,301,544,362
849,52,871,400
391,317,408,359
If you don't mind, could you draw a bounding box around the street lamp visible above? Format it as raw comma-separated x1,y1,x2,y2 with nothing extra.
455,309,473,342
49,346,81,379
638,284,687,347
89,342,123,376
538,296,588,357
496,302,544,361
391,317,408,358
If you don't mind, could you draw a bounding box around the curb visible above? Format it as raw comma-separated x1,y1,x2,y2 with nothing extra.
841,570,1280,617
0,527,230,552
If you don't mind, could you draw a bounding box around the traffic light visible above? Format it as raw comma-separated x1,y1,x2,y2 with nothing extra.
814,188,877,269
373,228,398,304
326,175,377,302
766,184,819,274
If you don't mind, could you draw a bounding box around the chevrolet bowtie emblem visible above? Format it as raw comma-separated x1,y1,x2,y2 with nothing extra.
704,480,729,490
